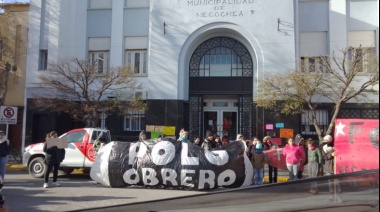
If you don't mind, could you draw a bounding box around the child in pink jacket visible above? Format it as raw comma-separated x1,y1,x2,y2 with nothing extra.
283,138,304,180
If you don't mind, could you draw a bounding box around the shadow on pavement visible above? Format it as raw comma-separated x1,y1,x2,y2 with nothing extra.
75,170,379,212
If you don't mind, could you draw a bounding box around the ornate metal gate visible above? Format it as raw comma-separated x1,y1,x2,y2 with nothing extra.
188,95,203,140
238,96,253,139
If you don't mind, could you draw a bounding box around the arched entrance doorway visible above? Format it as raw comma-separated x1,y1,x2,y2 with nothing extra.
188,37,254,141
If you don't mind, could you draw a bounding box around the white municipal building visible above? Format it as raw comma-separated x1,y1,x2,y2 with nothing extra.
25,0,379,143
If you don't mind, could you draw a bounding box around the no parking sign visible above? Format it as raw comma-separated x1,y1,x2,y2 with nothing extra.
0,106,17,124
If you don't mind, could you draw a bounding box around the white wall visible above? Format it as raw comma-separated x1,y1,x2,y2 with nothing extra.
26,0,379,103
148,0,296,100
26,0,87,91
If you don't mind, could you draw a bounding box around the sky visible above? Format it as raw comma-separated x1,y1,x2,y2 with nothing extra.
1,0,30,3
0,0,29,13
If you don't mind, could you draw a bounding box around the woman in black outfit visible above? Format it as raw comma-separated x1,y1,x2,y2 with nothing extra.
43,131,66,188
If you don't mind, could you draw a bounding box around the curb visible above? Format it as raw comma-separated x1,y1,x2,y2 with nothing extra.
263,176,289,183
6,163,85,174
6,163,27,171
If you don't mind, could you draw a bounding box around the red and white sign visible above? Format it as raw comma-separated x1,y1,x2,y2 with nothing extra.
0,106,18,124
334,119,379,174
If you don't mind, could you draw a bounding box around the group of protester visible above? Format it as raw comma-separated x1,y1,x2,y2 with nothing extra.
282,134,338,194
189,130,230,149
90,128,338,194
173,129,338,195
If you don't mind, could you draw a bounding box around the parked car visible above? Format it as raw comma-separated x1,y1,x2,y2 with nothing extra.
23,128,111,178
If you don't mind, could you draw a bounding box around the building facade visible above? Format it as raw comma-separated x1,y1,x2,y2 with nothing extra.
24,0,379,145
0,2,29,152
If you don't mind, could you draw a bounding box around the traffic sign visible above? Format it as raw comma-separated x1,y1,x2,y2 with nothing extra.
0,106,18,124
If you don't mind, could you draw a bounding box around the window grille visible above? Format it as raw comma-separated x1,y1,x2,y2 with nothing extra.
301,110,328,135
188,96,203,140
238,96,253,139
190,37,253,77
338,109,379,119
300,56,328,72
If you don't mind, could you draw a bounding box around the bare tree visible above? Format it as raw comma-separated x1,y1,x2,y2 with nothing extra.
255,46,379,141
33,57,146,127
0,7,17,105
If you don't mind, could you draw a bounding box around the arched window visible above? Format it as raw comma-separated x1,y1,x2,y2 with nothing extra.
190,37,253,77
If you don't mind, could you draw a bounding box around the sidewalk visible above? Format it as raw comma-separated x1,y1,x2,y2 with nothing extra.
6,157,27,171
6,160,85,174
5,163,27,171
263,166,290,183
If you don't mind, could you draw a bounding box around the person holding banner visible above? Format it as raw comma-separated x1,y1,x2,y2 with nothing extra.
322,135,341,194
294,134,307,179
43,131,66,188
139,130,147,142
0,131,10,180
214,135,223,148
236,134,249,153
177,129,189,143
222,137,229,146
201,132,215,150
283,138,304,181
306,138,322,194
192,137,201,146
251,141,267,185
93,132,109,155
263,136,279,183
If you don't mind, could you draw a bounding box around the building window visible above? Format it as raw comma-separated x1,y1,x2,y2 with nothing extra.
124,110,146,131
301,110,328,135
198,47,245,77
190,37,253,77
212,102,228,107
135,91,143,100
39,49,48,70
88,0,112,9
348,47,376,73
125,0,149,8
99,113,107,129
126,50,147,75
89,51,109,74
300,56,327,72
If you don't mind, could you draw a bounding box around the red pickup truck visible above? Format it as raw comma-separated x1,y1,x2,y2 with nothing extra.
22,128,111,178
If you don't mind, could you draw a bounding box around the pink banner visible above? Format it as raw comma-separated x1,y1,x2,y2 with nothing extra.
334,119,379,174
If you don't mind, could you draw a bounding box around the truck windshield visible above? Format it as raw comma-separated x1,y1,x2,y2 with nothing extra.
61,130,86,143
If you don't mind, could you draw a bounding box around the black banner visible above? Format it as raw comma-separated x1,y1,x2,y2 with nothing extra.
90,139,253,190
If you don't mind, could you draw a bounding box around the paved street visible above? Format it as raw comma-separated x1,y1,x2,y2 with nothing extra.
3,162,377,212
0,161,288,211
2,169,206,211
95,183,379,212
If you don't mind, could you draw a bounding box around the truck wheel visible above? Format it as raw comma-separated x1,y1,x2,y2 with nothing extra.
28,157,46,178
